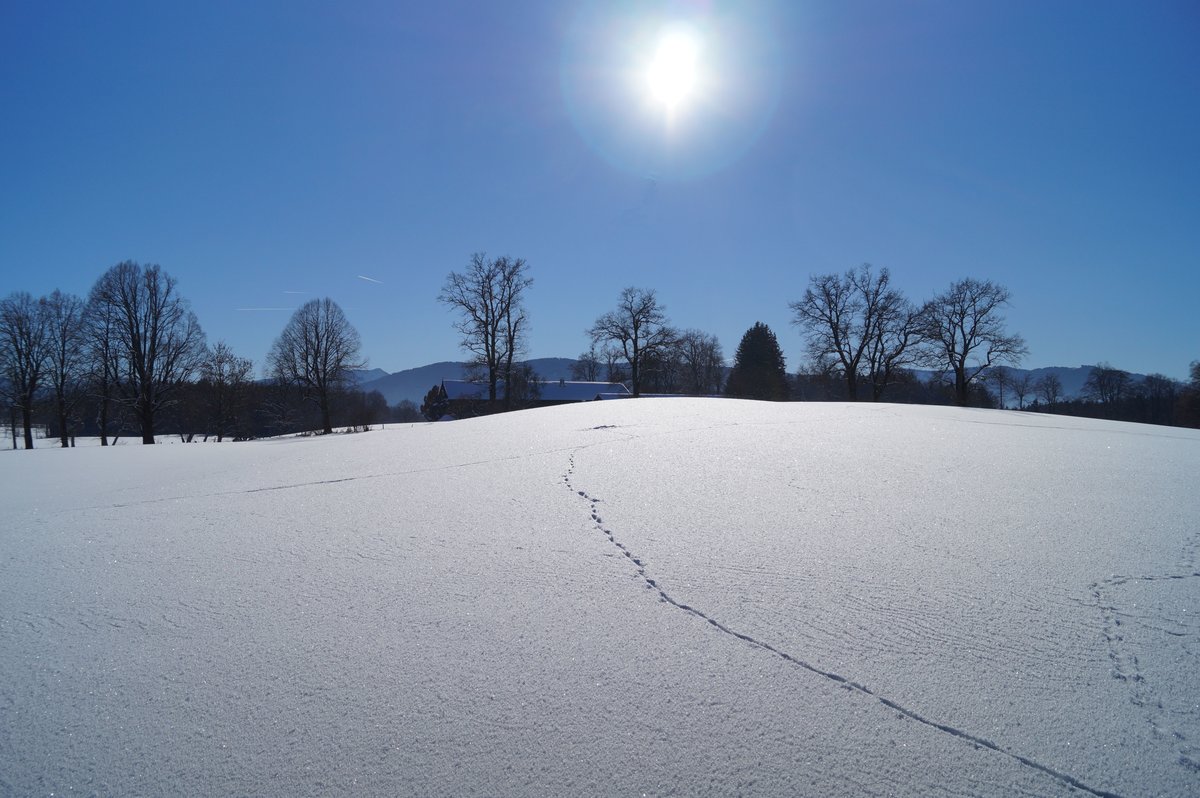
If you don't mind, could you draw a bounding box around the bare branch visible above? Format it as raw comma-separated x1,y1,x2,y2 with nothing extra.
920,278,1027,406
86,262,207,443
438,253,533,409
587,287,675,397
790,265,922,401
267,298,364,434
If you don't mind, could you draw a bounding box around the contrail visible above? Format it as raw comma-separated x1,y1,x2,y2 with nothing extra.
282,290,308,295
357,275,384,284
236,307,293,312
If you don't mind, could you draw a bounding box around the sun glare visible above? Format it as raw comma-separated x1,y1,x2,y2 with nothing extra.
645,28,701,112
562,4,781,178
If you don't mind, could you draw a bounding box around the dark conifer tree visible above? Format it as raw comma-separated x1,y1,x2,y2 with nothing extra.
725,322,790,401
420,384,449,421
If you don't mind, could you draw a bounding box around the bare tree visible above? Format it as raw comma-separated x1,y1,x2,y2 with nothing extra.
921,278,1028,406
790,270,859,398
602,347,628,384
678,329,725,395
391,399,423,423
1010,372,1033,410
0,292,50,449
794,359,843,401
90,262,207,443
199,341,254,441
438,253,533,410
268,298,364,434
1035,374,1063,409
82,281,127,445
1082,363,1131,406
43,290,87,447
855,267,926,401
1179,361,1200,428
1138,373,1179,425
588,287,676,397
259,376,306,435
985,366,1009,408
790,265,922,401
505,362,543,409
641,340,687,394
345,389,390,432
570,346,602,381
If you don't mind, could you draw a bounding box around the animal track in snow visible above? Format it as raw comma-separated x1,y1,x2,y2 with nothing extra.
1091,527,1200,773
563,450,1127,798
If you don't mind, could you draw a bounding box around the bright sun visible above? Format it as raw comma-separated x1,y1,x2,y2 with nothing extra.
645,28,701,112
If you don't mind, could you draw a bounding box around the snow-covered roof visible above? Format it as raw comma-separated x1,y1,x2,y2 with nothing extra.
440,380,491,400
441,379,631,403
536,380,630,402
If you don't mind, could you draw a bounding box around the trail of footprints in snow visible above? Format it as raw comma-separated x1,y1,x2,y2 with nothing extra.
1091,526,1200,774
563,451,1126,798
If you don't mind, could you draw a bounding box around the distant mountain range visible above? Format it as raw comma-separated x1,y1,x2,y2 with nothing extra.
349,368,390,385
355,358,576,405
353,361,1149,407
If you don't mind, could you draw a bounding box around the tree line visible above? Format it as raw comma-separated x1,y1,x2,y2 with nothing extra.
572,266,1029,406
7,256,1197,444
0,261,411,449
566,267,1031,407
430,259,727,421
1006,362,1200,427
434,255,1199,428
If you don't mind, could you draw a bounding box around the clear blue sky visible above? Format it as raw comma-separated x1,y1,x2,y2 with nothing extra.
2,0,1197,379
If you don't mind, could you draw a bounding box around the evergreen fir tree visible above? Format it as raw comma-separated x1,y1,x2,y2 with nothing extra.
725,322,789,401
420,383,449,421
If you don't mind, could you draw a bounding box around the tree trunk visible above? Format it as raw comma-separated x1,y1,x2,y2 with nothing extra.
502,357,514,411
954,370,969,406
21,405,34,449
98,396,110,446
629,341,641,397
321,396,333,434
140,405,156,444
58,404,69,448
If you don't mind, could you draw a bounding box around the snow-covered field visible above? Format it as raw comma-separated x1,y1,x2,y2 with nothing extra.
2,430,182,450
2,400,1197,797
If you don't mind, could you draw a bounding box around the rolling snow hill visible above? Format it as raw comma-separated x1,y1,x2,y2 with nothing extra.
2,401,1197,796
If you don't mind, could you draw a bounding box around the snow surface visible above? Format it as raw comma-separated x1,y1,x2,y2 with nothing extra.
2,400,1198,797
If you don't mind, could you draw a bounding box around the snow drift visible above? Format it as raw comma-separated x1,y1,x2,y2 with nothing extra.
2,400,1197,796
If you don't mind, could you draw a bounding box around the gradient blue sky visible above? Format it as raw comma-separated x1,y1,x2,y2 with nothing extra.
2,0,1197,379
